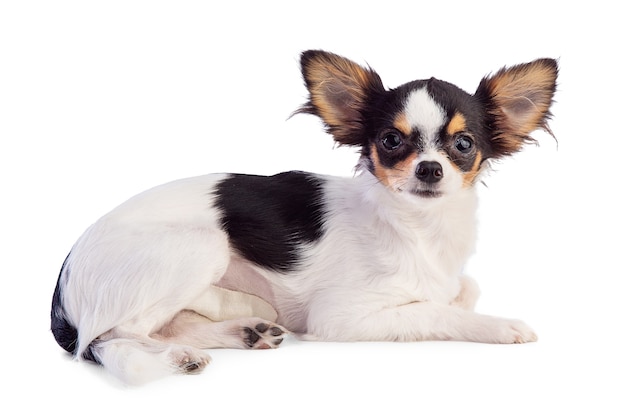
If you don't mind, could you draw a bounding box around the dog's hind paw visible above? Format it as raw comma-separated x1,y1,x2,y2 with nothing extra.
170,346,211,373
242,320,288,349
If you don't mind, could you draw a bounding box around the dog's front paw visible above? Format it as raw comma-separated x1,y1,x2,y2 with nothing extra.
465,314,537,344
242,320,288,349
493,318,537,344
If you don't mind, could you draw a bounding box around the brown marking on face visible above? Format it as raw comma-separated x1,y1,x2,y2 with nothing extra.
370,144,418,191
393,113,412,136
446,112,467,136
462,151,483,187
369,145,390,187
392,152,419,188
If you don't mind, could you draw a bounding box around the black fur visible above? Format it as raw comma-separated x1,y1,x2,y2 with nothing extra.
214,171,326,272
51,257,77,354
50,255,100,363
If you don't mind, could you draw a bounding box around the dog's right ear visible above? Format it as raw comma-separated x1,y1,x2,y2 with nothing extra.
296,50,385,146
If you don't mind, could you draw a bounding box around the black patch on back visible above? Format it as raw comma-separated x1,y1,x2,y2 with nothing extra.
214,171,326,272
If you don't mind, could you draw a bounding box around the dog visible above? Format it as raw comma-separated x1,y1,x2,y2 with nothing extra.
51,50,558,385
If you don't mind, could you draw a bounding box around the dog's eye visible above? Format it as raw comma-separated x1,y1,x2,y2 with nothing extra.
381,132,404,151
454,134,474,153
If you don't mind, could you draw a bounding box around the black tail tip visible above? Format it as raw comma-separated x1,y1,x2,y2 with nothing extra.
51,315,78,354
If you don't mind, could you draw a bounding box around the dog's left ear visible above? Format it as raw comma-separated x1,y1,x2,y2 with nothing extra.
296,50,385,146
475,58,558,157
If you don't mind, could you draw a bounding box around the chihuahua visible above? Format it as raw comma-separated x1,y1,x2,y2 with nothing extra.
52,50,558,385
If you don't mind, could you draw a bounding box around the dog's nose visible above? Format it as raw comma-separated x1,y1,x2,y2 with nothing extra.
416,161,443,183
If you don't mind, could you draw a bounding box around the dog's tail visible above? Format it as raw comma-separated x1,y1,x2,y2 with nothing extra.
50,254,101,363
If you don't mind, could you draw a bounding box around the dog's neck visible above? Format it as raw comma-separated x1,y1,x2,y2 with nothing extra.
348,170,479,277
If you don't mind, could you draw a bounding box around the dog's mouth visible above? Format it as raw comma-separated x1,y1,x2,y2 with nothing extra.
411,189,442,198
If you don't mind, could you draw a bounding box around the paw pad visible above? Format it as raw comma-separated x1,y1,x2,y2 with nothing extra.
243,321,287,349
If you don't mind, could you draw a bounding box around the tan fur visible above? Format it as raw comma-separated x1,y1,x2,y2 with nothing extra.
446,112,467,136
462,151,483,188
301,51,383,145
370,144,419,191
393,113,412,136
478,59,557,156
369,145,390,187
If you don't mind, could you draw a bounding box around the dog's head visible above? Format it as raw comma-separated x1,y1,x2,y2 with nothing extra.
297,50,557,199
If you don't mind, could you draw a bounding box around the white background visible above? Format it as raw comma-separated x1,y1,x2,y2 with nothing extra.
1,1,624,413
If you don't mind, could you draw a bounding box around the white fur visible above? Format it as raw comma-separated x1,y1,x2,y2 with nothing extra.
64,174,231,359
404,88,446,146
277,171,476,340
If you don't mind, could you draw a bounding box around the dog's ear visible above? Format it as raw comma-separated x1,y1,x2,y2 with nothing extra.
475,58,558,157
296,50,385,146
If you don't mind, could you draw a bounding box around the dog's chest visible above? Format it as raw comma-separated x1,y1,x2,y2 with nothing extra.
305,180,477,304
289,206,476,308
393,228,471,302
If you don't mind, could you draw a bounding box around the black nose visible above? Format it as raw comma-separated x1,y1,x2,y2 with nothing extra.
416,161,443,183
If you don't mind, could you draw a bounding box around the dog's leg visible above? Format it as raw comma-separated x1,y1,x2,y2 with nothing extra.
89,298,284,385
92,327,212,385
305,300,536,344
187,285,278,322
154,310,288,350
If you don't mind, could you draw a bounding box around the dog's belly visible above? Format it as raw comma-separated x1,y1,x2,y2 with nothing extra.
213,258,308,332
214,259,276,305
